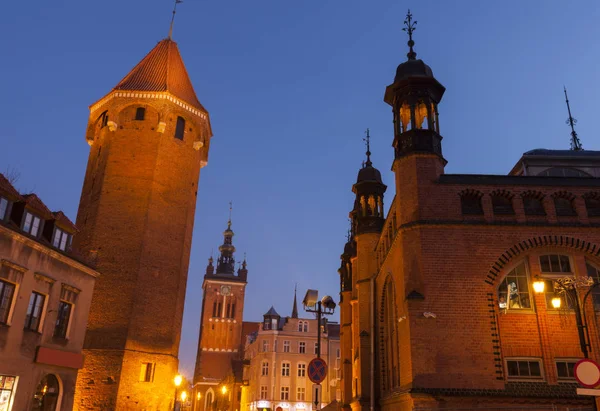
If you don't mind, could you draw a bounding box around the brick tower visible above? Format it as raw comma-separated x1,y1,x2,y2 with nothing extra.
73,37,212,410
193,218,248,411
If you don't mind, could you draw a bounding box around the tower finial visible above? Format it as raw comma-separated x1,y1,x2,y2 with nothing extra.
564,87,583,151
402,9,417,60
168,0,183,40
228,201,233,228
363,128,372,167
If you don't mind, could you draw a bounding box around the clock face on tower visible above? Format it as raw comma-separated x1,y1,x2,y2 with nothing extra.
220,285,231,296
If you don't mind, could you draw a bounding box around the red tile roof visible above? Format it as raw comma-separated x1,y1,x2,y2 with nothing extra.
52,211,77,233
22,194,54,220
113,39,206,112
0,174,23,201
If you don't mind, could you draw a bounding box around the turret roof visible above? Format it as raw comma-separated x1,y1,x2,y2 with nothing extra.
112,39,206,112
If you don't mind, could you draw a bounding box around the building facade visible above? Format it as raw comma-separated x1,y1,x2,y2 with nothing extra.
0,174,98,411
241,303,341,411
73,37,213,410
192,219,258,411
337,13,600,411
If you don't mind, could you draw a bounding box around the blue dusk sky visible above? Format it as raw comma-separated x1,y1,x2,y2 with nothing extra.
1,1,599,377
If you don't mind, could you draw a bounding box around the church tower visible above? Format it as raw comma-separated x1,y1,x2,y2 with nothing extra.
73,36,213,410
193,217,248,411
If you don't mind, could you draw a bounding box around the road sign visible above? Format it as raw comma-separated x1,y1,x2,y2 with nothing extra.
308,358,328,384
577,388,600,396
575,359,600,388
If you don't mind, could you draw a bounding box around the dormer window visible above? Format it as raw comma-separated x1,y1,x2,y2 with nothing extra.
0,197,8,220
175,116,185,140
135,107,146,121
52,228,72,251
22,211,41,237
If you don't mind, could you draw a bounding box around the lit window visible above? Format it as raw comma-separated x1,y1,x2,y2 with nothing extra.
0,280,16,324
261,361,268,376
22,212,41,237
0,375,16,408
139,363,155,382
280,386,289,400
299,342,306,353
24,292,45,331
262,340,269,352
297,387,305,401
52,228,71,251
506,359,543,380
539,255,571,273
298,363,306,377
556,359,577,380
175,116,185,140
283,340,290,352
260,386,267,400
586,262,600,310
54,301,73,338
0,197,8,220
281,362,290,377
498,263,531,310
135,107,146,121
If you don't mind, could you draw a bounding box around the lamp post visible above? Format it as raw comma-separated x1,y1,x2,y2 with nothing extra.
534,275,600,410
173,374,183,411
303,289,336,410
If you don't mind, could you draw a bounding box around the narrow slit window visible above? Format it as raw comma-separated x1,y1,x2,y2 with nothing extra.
135,107,146,121
175,116,185,140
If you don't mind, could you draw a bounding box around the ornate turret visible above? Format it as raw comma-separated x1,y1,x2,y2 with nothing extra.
263,306,281,331
384,10,446,162
350,129,387,235
237,254,248,281
205,256,215,275
216,218,236,274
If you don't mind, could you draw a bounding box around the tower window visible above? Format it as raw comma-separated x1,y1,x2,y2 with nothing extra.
100,111,109,128
135,107,146,121
175,116,185,140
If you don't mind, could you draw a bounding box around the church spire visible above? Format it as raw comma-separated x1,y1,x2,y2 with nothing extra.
216,206,236,275
564,87,583,151
291,284,299,318
363,128,372,167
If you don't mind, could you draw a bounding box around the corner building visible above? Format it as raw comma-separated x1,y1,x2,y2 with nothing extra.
338,17,600,411
73,38,213,410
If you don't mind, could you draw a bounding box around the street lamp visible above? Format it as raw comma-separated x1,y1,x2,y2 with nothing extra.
532,276,545,293
303,289,336,411
173,374,183,411
533,276,598,358
181,391,187,403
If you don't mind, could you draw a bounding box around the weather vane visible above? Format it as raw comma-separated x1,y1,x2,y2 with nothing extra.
402,9,417,60
564,87,582,151
362,128,372,166
168,0,183,40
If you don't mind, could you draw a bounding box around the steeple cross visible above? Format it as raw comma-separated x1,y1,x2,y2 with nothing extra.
363,128,372,167
402,9,417,60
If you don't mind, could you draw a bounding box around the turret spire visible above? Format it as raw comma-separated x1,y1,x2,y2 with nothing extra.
564,87,583,151
363,128,372,167
216,206,236,275
168,0,183,40
403,9,417,60
291,284,299,318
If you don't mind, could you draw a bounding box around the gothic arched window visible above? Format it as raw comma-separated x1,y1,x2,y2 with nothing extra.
498,262,531,310
380,279,399,392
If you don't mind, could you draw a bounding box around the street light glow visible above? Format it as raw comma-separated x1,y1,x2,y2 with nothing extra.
221,385,227,395
533,277,545,294
552,297,562,309
197,392,201,400
181,391,187,402
174,374,183,387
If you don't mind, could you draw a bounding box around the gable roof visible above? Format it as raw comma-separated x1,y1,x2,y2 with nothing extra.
113,39,206,112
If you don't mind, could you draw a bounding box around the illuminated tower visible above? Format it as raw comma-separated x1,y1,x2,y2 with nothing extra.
193,217,248,411
73,36,212,410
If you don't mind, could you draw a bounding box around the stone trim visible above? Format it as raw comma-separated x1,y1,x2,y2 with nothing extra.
34,272,56,284
0,259,27,273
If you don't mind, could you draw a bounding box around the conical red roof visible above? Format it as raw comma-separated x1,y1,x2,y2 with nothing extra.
113,39,206,112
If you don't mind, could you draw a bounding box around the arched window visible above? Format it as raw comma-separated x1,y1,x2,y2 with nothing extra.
399,102,411,133
205,390,214,411
415,101,428,129
538,167,591,178
491,191,514,215
380,279,399,392
460,190,483,215
303,321,308,332
298,321,303,332
175,116,185,140
32,374,61,411
522,192,545,216
553,193,576,216
584,193,600,217
498,262,531,310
